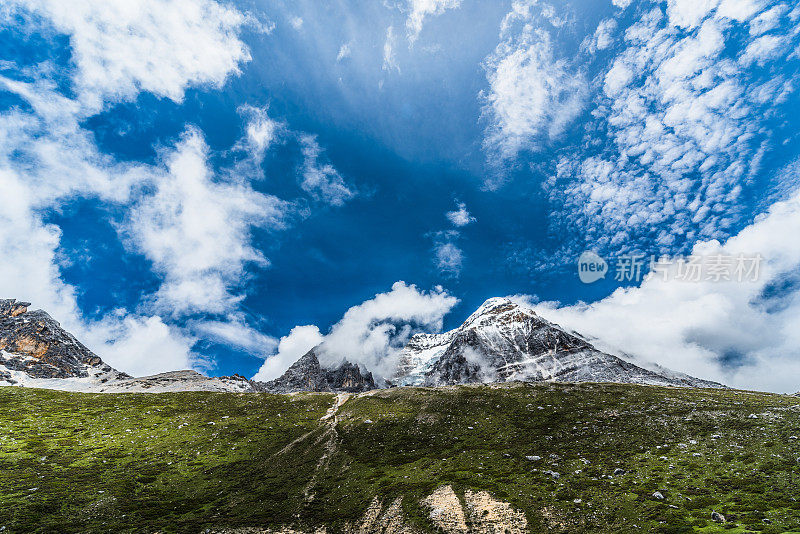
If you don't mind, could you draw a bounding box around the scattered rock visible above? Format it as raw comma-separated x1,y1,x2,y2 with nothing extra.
525,455,541,461
652,491,664,500
613,468,625,476
711,511,726,523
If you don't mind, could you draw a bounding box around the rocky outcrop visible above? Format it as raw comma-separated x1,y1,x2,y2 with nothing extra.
395,298,723,389
421,485,469,533
0,299,256,393
258,348,375,394
345,496,422,534
95,370,257,393
463,489,529,533
0,299,126,380
346,486,529,533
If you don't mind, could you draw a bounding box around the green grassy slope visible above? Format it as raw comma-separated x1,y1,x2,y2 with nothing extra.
1,383,800,533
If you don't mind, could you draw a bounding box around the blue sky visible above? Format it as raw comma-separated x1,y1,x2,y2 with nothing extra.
2,0,800,391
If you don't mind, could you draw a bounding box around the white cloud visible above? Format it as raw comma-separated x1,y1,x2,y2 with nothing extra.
5,0,257,110
236,105,282,163
290,16,303,30
0,0,289,377
337,41,352,62
252,325,323,381
749,4,789,36
125,128,288,316
192,315,278,355
299,135,356,206
482,7,587,167
88,315,197,376
253,282,458,381
666,0,721,29
405,0,462,44
434,241,464,276
533,180,800,393
595,18,617,51
544,1,799,259
445,201,476,227
739,34,785,66
383,25,400,72
318,281,458,379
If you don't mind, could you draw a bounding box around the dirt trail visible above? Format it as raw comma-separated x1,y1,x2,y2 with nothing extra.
303,393,351,502
271,393,350,460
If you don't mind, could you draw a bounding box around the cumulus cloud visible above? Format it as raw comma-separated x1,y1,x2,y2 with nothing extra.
445,201,476,227
87,315,197,376
0,0,277,375
4,0,256,110
252,325,323,381
482,4,587,168
319,281,458,379
299,135,356,206
405,0,462,44
124,128,288,316
253,282,458,381
532,180,800,393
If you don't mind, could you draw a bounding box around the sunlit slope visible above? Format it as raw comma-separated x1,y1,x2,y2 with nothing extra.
1,383,799,533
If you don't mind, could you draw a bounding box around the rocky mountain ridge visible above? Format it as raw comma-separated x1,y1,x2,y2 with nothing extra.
0,297,723,393
0,299,127,388
257,347,376,394
392,297,723,389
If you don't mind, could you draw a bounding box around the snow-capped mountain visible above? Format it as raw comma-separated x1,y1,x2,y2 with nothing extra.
1,296,723,393
392,297,723,388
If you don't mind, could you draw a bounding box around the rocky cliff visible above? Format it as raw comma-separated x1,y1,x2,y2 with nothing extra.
258,347,376,394
0,299,127,386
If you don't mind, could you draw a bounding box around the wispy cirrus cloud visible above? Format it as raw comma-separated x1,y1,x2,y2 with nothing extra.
299,135,356,206
405,0,462,44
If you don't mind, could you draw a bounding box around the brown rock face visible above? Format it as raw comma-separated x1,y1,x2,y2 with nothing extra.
0,298,124,379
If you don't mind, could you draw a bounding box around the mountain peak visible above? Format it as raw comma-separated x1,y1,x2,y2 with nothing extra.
394,296,723,389
463,297,537,329
0,299,114,379
258,346,376,394
0,299,30,318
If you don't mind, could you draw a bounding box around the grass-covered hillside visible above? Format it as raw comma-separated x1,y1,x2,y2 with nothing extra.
1,383,800,533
